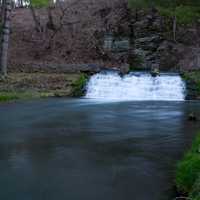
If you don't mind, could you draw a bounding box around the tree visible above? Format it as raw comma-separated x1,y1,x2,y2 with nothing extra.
29,0,50,32
0,0,11,77
128,0,151,21
0,0,50,77
128,0,200,41
156,0,200,41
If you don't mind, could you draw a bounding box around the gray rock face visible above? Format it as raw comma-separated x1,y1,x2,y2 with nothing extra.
103,33,131,66
103,34,130,52
157,41,181,71
102,9,200,72
112,40,130,52
179,48,200,71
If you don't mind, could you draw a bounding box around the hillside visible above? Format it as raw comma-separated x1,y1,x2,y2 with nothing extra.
7,0,200,73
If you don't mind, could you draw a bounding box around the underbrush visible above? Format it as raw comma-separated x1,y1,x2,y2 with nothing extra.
176,134,200,200
182,71,200,92
71,73,88,97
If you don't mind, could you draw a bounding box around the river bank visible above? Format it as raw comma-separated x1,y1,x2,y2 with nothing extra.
1,70,200,102
0,73,87,102
176,133,200,200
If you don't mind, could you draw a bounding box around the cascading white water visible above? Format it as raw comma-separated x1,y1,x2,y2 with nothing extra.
85,71,186,101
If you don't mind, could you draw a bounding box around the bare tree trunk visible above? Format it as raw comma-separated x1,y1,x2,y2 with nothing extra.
47,6,56,30
0,0,11,77
29,4,42,32
1,0,6,22
20,0,23,7
173,15,177,42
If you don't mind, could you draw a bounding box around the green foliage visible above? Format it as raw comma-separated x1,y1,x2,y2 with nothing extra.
128,0,200,25
128,0,151,9
0,92,19,102
189,177,200,200
176,6,200,25
72,74,88,97
176,153,200,193
30,0,49,8
158,6,200,25
176,134,200,195
182,71,200,93
0,91,57,102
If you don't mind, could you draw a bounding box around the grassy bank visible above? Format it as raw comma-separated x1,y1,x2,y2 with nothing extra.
176,133,200,200
0,73,87,102
0,91,54,102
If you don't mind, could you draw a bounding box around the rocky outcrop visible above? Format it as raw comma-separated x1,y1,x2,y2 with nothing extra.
111,9,200,72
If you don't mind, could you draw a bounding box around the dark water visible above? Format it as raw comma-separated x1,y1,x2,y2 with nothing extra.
0,99,200,200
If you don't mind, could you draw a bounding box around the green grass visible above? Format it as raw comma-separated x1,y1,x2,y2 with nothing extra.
71,73,88,97
176,134,200,199
0,91,54,102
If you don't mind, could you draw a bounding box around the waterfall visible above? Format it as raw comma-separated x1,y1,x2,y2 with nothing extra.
85,71,186,101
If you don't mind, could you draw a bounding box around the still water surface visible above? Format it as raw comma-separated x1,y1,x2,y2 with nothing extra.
0,99,200,200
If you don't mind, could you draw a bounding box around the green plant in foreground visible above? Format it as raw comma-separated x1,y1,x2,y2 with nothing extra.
176,134,200,196
72,74,88,97
189,177,200,200
0,93,19,102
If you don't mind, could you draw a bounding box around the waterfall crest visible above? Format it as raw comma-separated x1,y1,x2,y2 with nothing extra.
85,72,185,101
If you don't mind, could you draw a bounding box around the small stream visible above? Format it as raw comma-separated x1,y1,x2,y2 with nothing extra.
0,99,200,200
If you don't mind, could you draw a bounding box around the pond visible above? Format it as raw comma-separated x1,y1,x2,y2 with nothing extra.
0,99,199,200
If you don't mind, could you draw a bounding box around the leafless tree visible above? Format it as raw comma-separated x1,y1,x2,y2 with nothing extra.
0,0,11,77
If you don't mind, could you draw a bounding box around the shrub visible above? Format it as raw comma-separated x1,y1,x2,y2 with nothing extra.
182,71,200,94
189,177,200,200
71,73,88,97
0,92,19,102
176,134,200,194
